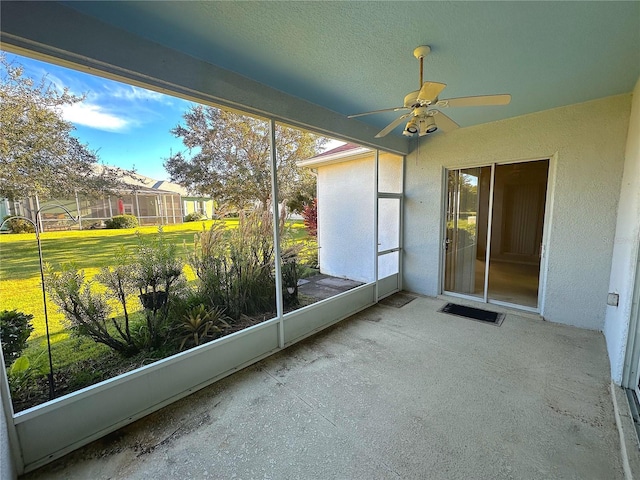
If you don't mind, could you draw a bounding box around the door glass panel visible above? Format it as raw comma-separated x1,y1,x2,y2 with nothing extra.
444,167,490,298
378,251,399,279
487,161,548,307
378,198,400,252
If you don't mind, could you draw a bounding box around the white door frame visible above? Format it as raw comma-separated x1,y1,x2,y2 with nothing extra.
441,157,553,313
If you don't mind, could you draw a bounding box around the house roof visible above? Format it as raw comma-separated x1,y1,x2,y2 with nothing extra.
312,143,361,159
93,165,193,196
298,143,374,169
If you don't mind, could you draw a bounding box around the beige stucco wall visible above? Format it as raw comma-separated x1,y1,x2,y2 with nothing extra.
604,78,640,383
404,94,631,330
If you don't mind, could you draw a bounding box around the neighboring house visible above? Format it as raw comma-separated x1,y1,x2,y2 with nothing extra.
153,180,215,219
0,173,213,231
299,144,403,284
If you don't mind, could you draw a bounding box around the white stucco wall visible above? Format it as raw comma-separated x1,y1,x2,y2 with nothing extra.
404,94,631,330
604,79,640,383
317,157,375,283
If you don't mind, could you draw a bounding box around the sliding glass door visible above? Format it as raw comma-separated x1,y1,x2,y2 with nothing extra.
443,160,549,310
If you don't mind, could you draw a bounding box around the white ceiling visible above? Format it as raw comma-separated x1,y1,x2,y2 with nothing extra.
25,1,640,136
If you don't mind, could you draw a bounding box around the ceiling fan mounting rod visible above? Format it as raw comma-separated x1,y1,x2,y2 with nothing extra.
413,45,431,89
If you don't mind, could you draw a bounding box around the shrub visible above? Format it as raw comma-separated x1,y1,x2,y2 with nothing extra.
45,264,140,356
0,310,34,366
134,228,185,347
1,215,35,234
105,214,139,229
191,207,280,319
302,199,317,237
45,229,185,355
184,212,206,222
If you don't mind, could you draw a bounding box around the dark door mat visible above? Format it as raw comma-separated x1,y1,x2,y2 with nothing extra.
438,303,505,326
379,292,417,308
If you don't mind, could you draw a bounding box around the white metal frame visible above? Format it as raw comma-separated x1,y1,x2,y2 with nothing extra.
441,157,552,313
375,151,404,300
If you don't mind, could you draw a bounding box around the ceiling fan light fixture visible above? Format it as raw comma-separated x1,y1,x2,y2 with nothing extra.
403,119,419,136
426,116,438,133
418,116,438,136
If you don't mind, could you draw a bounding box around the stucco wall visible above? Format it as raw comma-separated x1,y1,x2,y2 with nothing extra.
604,79,640,383
404,94,631,330
317,157,375,283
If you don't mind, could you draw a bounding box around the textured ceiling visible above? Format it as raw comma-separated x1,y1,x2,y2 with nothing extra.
64,1,640,136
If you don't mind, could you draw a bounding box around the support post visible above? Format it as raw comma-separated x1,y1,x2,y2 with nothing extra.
74,191,82,230
269,119,285,348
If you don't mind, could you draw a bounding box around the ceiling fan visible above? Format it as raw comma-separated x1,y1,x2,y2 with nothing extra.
347,46,511,138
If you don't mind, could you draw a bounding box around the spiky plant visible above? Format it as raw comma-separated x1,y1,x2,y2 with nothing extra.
179,304,230,350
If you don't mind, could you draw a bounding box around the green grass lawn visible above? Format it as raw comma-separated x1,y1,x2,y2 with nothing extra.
0,219,313,378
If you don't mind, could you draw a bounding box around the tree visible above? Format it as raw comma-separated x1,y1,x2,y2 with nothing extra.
0,54,128,201
164,106,325,210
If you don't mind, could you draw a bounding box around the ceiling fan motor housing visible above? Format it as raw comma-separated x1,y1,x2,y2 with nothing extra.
404,90,423,108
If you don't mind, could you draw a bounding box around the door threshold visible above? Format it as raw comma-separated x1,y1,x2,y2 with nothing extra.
437,294,543,320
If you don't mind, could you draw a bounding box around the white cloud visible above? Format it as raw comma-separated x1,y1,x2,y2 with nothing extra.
110,85,168,103
60,103,130,132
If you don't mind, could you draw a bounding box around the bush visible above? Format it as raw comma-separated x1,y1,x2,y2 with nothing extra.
302,199,317,237
45,264,139,356
0,310,34,366
184,212,206,222
105,214,139,229
134,228,185,347
1,215,35,234
191,208,279,319
45,229,185,356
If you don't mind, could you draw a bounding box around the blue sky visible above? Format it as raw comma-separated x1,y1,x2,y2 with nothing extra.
5,52,197,181
5,51,342,182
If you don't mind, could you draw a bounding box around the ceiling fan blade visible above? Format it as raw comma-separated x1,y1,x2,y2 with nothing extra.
436,94,511,108
432,110,459,133
347,106,409,119
417,81,447,104
374,112,414,138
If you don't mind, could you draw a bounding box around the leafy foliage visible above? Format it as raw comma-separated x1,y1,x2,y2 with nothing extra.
45,264,140,356
0,309,34,366
178,304,230,350
134,228,185,348
0,54,131,200
95,249,137,348
105,214,139,229
190,208,279,319
302,198,318,237
45,229,185,355
184,212,206,222
164,107,324,210
284,171,316,214
1,215,35,233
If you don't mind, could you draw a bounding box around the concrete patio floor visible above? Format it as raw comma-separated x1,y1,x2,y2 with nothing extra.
23,295,628,479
